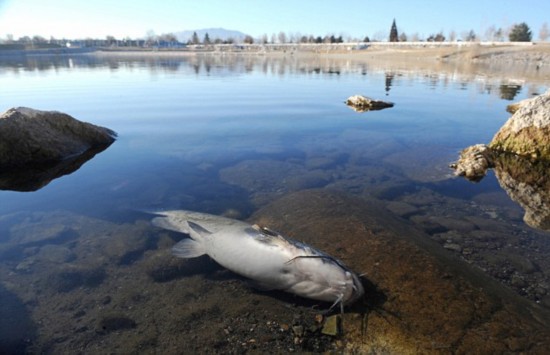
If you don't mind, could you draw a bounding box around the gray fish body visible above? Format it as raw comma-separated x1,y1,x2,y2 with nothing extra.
152,210,364,307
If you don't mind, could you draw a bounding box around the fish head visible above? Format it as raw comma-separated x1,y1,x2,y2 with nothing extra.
343,269,364,306
289,255,364,307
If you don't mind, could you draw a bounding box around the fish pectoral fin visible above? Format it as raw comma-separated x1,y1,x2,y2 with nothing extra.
171,238,206,258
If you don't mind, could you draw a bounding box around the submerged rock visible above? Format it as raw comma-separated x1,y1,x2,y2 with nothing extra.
450,144,494,181
0,107,116,191
345,95,394,112
489,89,550,160
252,189,550,353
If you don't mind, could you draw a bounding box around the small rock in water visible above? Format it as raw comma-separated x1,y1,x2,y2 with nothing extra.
443,243,463,253
345,94,394,112
321,315,341,336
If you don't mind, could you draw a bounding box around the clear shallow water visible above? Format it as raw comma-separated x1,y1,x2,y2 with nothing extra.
1,54,543,218
0,54,549,351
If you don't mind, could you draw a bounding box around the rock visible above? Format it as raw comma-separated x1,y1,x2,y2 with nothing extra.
0,107,116,191
103,226,154,265
0,107,116,168
443,242,462,253
34,244,76,263
47,265,106,292
345,95,394,112
489,89,550,160
320,315,341,336
97,313,137,334
251,189,550,353
450,144,494,181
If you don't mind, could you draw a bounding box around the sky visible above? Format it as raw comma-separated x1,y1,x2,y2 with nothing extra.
0,0,549,41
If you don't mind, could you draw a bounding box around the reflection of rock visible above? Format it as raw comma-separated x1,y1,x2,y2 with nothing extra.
452,90,550,231
252,190,550,353
0,107,116,191
345,95,394,112
452,148,550,230
492,154,550,231
0,143,114,191
489,89,550,160
450,144,494,181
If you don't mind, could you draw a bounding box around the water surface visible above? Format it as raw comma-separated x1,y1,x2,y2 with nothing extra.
0,53,549,352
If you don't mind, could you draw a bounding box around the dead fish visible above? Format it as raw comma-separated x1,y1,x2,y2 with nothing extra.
151,210,364,311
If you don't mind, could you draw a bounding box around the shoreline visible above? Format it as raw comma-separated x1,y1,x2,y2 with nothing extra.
2,42,550,83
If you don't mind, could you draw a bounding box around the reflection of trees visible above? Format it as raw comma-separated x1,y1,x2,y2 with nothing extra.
385,72,394,95
499,84,522,100
0,54,543,103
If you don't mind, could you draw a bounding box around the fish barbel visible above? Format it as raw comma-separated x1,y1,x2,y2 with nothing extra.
152,210,364,310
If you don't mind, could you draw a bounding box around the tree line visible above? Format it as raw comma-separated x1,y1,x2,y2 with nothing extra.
1,20,548,49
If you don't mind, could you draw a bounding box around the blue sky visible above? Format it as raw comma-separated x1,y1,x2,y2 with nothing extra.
0,0,548,40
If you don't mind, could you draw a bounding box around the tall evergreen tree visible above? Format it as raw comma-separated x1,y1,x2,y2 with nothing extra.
203,33,211,44
191,32,200,45
389,19,399,42
509,23,532,42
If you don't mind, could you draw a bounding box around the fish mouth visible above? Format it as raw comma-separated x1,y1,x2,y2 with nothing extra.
345,273,365,305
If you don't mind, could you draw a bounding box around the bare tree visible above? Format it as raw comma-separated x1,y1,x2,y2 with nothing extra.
277,31,287,44
484,25,496,41
448,30,457,42
462,30,477,42
409,32,420,42
539,22,549,41
494,28,505,41
145,30,157,46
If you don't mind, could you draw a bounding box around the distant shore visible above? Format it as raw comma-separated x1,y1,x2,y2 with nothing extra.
2,42,549,82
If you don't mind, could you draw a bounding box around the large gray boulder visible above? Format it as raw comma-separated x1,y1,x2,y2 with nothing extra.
489,89,550,160
0,107,116,191
0,107,116,169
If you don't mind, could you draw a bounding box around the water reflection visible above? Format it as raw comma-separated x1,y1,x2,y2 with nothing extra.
385,72,394,95
0,53,549,353
492,154,550,231
500,84,522,100
0,53,546,100
0,143,113,192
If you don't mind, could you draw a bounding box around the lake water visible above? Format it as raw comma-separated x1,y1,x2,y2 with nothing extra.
0,53,549,352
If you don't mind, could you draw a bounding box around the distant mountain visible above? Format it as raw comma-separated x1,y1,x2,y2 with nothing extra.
175,28,249,43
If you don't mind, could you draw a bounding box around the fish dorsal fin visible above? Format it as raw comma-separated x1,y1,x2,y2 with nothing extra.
152,216,190,234
187,221,213,240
